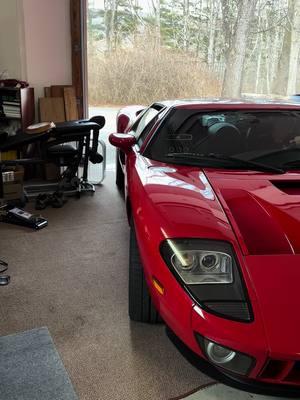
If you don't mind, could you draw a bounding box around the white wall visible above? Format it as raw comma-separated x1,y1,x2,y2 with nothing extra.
22,0,72,101
0,0,72,114
0,0,25,79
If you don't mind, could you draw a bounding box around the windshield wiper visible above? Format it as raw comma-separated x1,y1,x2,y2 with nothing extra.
249,146,300,162
165,153,284,174
281,160,300,169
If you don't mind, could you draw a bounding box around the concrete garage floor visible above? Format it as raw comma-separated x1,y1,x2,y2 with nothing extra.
0,172,212,400
184,383,291,400
0,108,292,400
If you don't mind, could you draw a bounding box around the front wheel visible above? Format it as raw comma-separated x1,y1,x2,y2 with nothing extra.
128,221,162,323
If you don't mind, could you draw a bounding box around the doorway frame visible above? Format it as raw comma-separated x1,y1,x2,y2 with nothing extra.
70,0,88,119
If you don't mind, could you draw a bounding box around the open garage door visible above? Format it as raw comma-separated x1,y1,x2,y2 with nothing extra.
81,0,300,169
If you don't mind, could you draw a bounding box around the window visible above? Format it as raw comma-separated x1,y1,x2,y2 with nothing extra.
131,105,163,146
145,108,300,169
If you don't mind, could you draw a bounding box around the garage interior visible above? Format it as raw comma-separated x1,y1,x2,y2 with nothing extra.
0,1,299,400
1,171,214,400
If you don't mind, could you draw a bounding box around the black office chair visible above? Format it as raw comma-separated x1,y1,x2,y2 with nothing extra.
46,116,105,166
25,116,106,199
199,122,243,155
246,121,273,153
0,115,106,207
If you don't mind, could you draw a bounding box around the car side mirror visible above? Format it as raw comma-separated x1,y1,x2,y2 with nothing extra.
109,133,137,154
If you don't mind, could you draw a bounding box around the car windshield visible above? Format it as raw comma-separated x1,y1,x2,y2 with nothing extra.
145,108,300,171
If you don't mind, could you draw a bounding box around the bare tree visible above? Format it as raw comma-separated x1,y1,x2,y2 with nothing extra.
151,0,161,49
220,0,234,63
182,0,191,51
89,0,300,102
272,0,298,95
222,0,258,97
287,0,300,94
104,0,117,52
207,0,217,67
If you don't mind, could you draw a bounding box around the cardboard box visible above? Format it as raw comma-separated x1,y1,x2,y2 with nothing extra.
45,163,60,181
0,150,17,161
3,182,23,200
2,165,24,184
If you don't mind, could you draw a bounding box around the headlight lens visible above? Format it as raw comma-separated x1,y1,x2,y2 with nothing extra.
171,249,233,284
196,334,255,376
160,239,253,322
172,251,198,272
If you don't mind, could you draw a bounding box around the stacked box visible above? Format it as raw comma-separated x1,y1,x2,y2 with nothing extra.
0,150,18,161
2,165,24,200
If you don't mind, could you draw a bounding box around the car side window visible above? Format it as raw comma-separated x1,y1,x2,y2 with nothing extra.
131,105,162,145
137,116,159,147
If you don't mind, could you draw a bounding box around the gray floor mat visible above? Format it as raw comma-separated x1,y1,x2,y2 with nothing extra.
0,327,78,400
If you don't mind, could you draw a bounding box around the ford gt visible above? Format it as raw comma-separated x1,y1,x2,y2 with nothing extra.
109,99,300,396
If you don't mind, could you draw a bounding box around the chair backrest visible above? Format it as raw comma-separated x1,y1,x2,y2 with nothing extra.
202,122,242,155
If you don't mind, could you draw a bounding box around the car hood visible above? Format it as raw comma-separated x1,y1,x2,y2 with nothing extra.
140,162,237,244
142,161,300,354
205,169,300,355
205,169,300,255
143,161,300,255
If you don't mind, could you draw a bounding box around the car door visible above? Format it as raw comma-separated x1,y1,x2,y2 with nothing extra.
125,104,165,197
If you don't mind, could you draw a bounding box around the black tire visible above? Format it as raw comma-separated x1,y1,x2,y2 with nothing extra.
116,150,124,191
129,221,162,323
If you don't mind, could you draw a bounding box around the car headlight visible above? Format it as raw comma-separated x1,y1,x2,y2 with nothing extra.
195,334,255,376
160,239,252,322
171,249,233,284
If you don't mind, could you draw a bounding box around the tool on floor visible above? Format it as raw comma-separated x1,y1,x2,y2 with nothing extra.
0,205,48,230
35,191,67,210
0,259,10,286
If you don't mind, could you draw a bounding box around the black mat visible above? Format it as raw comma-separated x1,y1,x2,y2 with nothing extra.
0,327,78,400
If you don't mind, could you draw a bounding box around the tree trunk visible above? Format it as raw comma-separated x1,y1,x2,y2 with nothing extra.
272,0,297,95
104,0,117,52
255,37,262,93
182,0,190,51
151,0,161,50
220,0,232,63
222,0,258,97
207,0,216,67
287,0,300,94
269,28,281,92
104,0,110,51
273,25,291,94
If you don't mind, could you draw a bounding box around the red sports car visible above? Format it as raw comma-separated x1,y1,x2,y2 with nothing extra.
109,99,300,396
